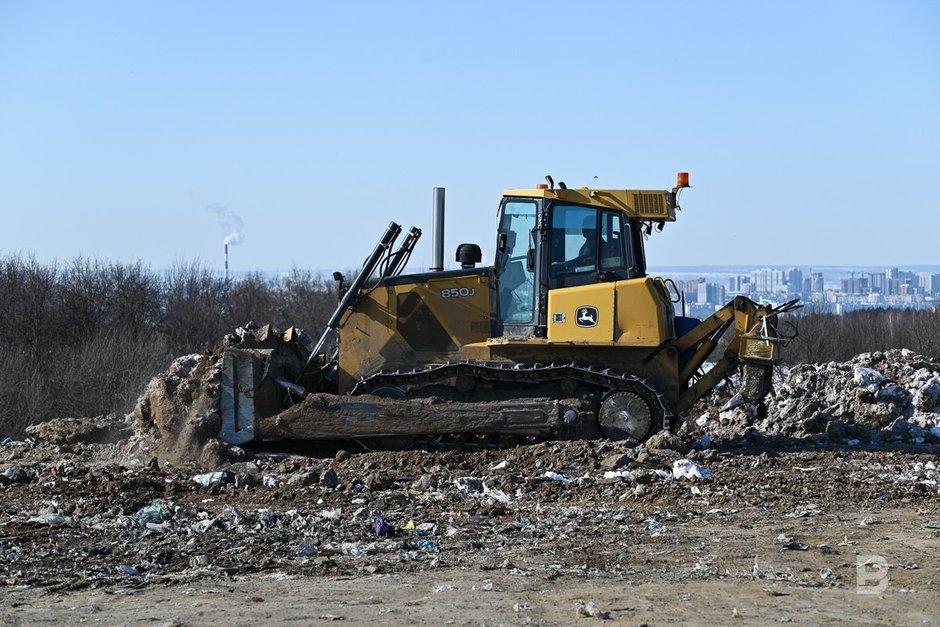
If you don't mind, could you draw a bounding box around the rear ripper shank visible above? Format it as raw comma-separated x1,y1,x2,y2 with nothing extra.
220,174,800,448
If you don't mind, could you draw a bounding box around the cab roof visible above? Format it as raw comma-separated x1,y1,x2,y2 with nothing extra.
502,187,676,221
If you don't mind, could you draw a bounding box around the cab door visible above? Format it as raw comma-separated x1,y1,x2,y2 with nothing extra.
494,199,540,337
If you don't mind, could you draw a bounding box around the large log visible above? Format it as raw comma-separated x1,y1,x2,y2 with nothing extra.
256,393,591,441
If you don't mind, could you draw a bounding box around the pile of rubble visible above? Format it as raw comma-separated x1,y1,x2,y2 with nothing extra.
686,349,940,447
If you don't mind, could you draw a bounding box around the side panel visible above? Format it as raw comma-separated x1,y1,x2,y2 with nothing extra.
546,283,616,342
338,271,492,392
547,278,673,346
614,278,675,346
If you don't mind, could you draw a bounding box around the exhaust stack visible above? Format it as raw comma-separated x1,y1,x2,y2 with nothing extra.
431,187,445,271
224,243,229,281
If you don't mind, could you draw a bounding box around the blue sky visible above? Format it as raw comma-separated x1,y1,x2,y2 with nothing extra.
1,1,937,274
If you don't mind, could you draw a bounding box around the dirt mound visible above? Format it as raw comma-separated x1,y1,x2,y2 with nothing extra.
132,352,225,467
24,413,134,446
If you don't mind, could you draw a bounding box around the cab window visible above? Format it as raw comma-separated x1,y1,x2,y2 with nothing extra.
550,204,598,276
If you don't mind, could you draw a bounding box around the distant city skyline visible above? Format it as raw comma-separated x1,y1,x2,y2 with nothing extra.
660,264,940,316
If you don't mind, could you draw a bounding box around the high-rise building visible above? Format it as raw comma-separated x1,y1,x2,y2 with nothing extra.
786,268,804,293
917,272,940,294
697,282,726,306
751,268,785,293
810,272,825,293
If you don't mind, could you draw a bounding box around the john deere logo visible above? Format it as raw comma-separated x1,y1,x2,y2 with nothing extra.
575,306,598,328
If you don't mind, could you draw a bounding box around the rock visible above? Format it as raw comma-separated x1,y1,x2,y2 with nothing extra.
321,468,340,489
600,452,633,470
645,430,688,453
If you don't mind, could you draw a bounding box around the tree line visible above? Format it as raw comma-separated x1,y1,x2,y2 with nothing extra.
0,254,335,436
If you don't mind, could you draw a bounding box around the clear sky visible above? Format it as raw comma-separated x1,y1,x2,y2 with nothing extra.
1,1,937,274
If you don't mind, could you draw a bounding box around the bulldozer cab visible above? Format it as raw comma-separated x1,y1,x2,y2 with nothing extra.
494,194,650,338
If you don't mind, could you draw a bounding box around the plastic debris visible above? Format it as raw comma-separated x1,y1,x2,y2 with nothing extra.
543,471,570,484
777,542,809,552
672,459,712,480
135,501,171,525
192,471,235,487
576,600,611,619
455,477,485,494
720,393,746,412
786,505,823,518
372,516,396,536
0,438,33,447
27,512,68,526
415,540,438,553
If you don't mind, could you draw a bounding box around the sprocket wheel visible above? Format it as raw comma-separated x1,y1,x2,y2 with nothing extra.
598,390,657,444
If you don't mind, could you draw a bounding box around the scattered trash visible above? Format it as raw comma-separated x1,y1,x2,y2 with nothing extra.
543,471,571,484
297,543,318,557
786,505,823,518
372,516,396,536
777,543,809,552
455,477,485,494
135,501,171,525
897,560,919,570
119,565,141,577
192,471,235,487
672,459,712,480
415,540,438,553
0,438,33,447
26,512,68,526
576,600,611,620
720,393,746,412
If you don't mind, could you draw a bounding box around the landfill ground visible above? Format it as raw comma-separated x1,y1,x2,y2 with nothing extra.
2,438,939,626
2,347,940,625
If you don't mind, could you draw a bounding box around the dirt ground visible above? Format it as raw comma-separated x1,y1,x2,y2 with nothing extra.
2,436,938,626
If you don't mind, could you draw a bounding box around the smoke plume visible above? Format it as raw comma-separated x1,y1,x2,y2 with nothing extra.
207,203,245,246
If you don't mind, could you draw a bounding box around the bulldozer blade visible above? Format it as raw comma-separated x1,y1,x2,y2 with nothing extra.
220,349,258,445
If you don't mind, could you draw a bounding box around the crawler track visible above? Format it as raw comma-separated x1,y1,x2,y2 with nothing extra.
351,360,670,441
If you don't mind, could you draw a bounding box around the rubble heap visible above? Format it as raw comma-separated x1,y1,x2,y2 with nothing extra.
690,349,940,446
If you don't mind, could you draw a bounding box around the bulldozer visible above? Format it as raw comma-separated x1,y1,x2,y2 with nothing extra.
218,173,799,448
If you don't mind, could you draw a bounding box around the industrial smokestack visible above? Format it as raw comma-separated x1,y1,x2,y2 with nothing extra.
431,187,445,272
225,243,229,281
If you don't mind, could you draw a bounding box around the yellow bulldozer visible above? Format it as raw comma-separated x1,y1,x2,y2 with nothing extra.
219,174,799,448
